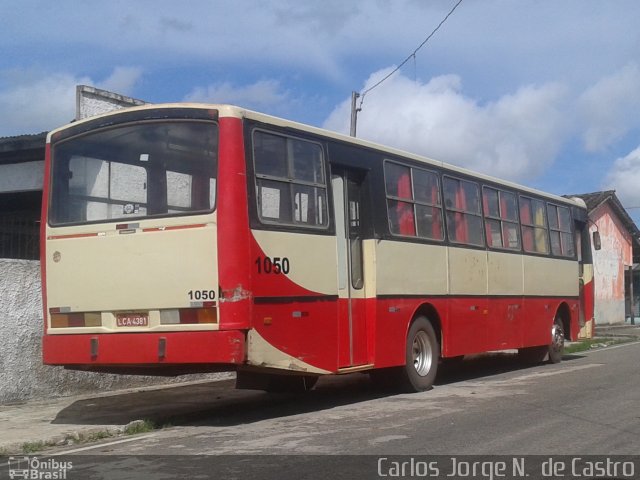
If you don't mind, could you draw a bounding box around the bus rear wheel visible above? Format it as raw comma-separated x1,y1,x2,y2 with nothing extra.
401,316,440,392
518,315,565,364
548,316,565,363
370,317,439,392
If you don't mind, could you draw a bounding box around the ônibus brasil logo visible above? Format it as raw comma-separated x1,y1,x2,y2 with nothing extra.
7,457,73,479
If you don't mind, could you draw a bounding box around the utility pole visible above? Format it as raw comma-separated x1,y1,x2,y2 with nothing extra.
350,91,360,137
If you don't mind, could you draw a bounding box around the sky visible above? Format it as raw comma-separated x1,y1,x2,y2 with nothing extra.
2,0,640,224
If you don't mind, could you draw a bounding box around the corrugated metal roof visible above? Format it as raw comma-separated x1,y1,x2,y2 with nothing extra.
0,132,47,151
0,132,47,164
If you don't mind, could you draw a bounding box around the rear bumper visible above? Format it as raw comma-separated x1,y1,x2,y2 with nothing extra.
43,330,245,366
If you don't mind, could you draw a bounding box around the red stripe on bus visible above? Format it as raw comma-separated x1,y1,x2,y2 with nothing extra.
47,232,99,240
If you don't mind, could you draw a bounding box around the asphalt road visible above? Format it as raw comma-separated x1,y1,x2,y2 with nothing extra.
42,342,640,478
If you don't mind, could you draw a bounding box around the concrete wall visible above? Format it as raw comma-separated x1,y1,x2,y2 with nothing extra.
0,161,44,193
76,85,146,120
0,259,222,405
590,203,633,325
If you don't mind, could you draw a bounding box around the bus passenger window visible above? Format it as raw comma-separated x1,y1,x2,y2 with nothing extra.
384,161,443,240
547,203,575,257
520,196,549,254
387,199,416,236
482,187,520,250
444,176,484,246
253,130,328,228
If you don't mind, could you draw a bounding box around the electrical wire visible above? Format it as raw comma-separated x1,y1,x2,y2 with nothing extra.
358,0,463,110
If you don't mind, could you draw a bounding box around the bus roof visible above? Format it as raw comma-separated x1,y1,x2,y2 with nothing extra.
47,102,582,208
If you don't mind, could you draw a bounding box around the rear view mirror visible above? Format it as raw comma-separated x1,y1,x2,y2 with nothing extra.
592,231,601,251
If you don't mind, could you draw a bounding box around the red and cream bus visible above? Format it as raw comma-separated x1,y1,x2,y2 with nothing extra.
41,104,597,392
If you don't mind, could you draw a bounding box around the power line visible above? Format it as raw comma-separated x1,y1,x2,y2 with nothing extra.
358,0,463,108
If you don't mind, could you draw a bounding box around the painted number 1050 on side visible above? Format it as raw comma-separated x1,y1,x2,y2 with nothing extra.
255,256,290,275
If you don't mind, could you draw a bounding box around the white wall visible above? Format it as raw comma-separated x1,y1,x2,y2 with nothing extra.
0,161,44,193
590,203,632,325
0,259,222,405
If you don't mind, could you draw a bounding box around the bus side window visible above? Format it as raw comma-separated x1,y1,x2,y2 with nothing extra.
385,163,416,237
520,196,549,254
384,161,443,240
482,187,520,250
253,130,328,228
444,177,483,246
548,203,575,257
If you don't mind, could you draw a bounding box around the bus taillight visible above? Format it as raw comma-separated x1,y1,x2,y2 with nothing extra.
50,312,102,328
160,308,218,325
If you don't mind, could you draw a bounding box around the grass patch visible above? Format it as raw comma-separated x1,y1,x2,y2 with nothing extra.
9,420,161,455
124,419,156,435
84,430,115,442
22,440,46,454
565,336,635,354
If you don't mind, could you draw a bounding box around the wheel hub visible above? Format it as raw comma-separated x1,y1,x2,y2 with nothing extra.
412,331,433,376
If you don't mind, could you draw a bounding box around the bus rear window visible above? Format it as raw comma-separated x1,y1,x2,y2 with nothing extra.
50,121,218,225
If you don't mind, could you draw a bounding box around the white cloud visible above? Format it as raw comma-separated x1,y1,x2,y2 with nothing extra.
579,62,640,152
98,66,144,97
323,69,570,182
603,146,640,208
183,80,290,111
0,71,87,136
4,1,638,91
0,67,143,137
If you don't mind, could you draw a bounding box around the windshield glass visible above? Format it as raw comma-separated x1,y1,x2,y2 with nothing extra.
50,121,218,225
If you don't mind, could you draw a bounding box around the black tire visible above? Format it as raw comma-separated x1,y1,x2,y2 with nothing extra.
548,316,565,364
400,316,440,392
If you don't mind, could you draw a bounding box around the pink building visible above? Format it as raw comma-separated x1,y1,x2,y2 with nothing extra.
572,191,639,333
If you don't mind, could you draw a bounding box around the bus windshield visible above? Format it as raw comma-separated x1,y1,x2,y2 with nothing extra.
49,120,218,226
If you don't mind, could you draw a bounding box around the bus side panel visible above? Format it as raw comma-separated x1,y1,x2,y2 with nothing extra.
522,256,579,346
372,297,448,368
217,116,252,330
249,230,340,372
251,301,339,372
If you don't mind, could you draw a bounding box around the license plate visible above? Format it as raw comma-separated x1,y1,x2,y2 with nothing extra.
116,312,149,327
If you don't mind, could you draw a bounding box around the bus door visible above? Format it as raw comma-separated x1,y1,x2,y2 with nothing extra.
332,169,369,368
576,221,596,338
